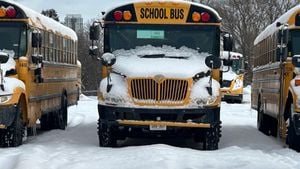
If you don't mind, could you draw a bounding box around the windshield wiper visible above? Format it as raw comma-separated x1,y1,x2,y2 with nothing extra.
138,54,165,58
138,54,188,59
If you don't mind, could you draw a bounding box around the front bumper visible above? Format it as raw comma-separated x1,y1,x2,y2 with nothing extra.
98,104,220,129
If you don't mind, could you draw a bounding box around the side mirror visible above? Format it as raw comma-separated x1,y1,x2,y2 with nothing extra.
223,59,233,66
0,52,9,64
101,53,116,66
292,56,300,67
31,54,43,64
223,33,233,51
90,24,100,40
32,31,42,48
277,29,289,45
205,55,221,69
89,46,99,56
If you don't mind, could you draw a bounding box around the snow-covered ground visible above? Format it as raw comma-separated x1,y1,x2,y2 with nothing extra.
1,90,300,169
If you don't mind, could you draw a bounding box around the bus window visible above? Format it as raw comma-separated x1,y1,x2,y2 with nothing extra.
291,30,300,55
108,25,218,56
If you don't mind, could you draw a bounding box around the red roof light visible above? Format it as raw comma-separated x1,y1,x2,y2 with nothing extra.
113,11,123,21
6,6,16,18
201,12,210,22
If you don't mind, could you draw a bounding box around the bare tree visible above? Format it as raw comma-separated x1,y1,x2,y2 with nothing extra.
77,21,102,93
210,0,298,84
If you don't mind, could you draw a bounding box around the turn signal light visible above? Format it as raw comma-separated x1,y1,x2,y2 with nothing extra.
123,11,132,21
192,12,201,22
295,79,300,86
0,7,6,17
0,6,17,18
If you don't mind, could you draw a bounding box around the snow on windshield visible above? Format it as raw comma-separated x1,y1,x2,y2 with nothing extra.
223,68,238,81
112,45,211,78
0,49,16,76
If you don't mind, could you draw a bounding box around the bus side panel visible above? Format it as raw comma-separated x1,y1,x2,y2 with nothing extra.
252,64,281,118
27,62,79,125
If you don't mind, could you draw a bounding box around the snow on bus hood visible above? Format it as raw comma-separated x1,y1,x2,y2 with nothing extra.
0,50,25,95
112,45,211,78
0,49,16,76
223,68,238,81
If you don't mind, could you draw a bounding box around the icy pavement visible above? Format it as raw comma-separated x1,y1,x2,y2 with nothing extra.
0,92,300,169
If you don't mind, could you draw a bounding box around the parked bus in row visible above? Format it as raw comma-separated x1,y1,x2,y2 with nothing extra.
220,51,244,103
252,4,300,151
89,0,233,150
0,0,80,147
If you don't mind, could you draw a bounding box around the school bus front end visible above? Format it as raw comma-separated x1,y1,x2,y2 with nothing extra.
92,1,231,150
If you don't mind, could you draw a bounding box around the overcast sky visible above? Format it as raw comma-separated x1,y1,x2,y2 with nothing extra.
14,0,140,22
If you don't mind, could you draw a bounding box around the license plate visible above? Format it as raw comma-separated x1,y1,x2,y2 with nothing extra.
150,124,167,131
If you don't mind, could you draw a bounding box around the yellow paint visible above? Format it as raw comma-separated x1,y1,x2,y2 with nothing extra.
134,1,190,24
288,9,300,26
117,119,211,128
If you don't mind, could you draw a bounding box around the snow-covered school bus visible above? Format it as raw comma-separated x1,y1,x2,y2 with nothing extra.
252,4,300,151
89,0,233,150
0,0,80,147
220,51,244,103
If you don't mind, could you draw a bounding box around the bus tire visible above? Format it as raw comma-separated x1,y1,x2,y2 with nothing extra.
40,113,52,130
61,95,68,128
0,104,24,147
202,123,220,150
98,119,117,147
286,104,300,151
257,99,268,134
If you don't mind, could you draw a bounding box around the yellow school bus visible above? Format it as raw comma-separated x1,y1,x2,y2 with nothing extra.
252,4,300,151
90,0,233,150
0,0,80,147
221,51,244,103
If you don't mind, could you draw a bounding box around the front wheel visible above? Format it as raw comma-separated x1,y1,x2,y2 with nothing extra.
202,124,221,150
98,119,117,147
0,104,24,147
286,104,300,151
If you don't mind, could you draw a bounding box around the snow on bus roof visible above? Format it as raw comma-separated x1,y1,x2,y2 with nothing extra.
254,4,300,45
102,0,221,21
3,0,77,41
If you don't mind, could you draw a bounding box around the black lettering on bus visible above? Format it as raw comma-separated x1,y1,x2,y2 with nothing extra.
179,9,184,19
170,8,182,19
140,8,145,18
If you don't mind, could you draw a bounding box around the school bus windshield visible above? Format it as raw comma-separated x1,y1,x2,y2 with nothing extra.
0,22,27,57
107,24,219,56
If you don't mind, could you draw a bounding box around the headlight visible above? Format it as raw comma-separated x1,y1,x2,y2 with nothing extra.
0,94,12,103
192,96,217,107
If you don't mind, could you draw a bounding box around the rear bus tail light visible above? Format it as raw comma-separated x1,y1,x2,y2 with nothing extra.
6,6,17,18
295,79,300,86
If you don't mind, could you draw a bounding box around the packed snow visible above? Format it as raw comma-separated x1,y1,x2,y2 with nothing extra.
112,45,211,78
1,89,300,169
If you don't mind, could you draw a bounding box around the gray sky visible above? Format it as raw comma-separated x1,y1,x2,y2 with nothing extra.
15,0,139,22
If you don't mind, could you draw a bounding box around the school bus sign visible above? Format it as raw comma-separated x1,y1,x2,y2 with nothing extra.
134,2,189,24
103,1,221,25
